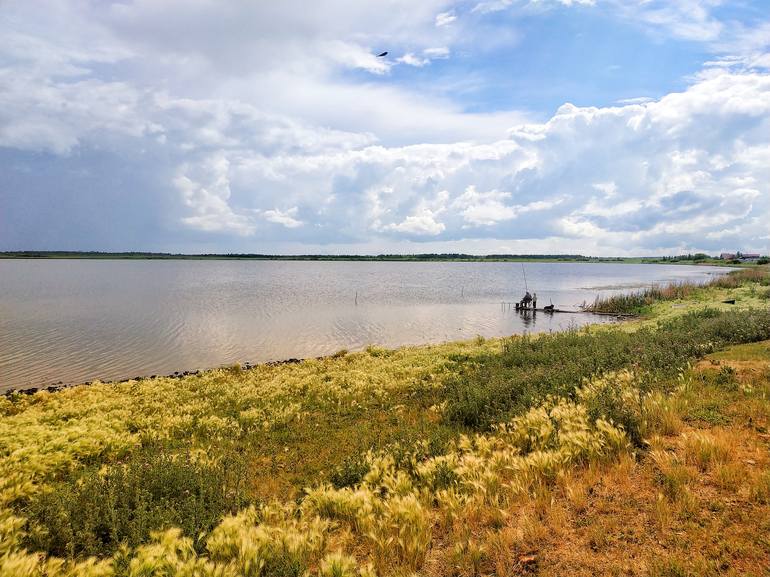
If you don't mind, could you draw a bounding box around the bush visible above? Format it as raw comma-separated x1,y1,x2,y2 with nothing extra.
330,455,371,489
443,309,770,430
24,449,250,557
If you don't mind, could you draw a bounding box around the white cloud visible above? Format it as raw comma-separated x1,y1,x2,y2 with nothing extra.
612,0,723,42
435,11,457,27
615,96,655,105
453,186,518,225
387,210,446,235
473,0,594,14
175,154,256,236
261,207,303,228
325,41,392,75
1,0,769,256
398,53,430,67
424,47,451,59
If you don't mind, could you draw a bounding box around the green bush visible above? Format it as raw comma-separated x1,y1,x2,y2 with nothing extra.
24,449,251,557
443,309,770,430
330,455,371,489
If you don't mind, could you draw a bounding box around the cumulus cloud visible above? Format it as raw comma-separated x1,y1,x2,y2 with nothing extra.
1,0,769,256
174,154,256,236
261,207,303,228
387,210,446,236
215,66,769,252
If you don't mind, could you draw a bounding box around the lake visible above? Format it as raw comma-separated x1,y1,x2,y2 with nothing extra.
0,260,728,392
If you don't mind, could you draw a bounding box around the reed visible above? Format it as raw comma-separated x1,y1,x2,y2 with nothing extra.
584,267,769,314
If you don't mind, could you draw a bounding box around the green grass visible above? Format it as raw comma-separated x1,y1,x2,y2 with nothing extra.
443,307,770,434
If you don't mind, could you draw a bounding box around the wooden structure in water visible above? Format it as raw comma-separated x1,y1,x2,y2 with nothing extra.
500,302,632,317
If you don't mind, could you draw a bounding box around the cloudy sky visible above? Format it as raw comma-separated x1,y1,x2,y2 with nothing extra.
1,0,769,255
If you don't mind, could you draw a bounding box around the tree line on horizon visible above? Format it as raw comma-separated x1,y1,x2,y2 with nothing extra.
0,251,751,261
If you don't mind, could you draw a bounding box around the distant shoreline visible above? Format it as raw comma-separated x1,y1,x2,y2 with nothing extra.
0,251,744,265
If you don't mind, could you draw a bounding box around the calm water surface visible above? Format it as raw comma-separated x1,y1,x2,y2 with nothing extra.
0,260,727,391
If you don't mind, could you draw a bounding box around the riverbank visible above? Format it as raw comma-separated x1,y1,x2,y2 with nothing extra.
1,267,769,576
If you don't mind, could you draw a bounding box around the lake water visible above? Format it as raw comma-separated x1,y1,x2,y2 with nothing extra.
0,260,728,392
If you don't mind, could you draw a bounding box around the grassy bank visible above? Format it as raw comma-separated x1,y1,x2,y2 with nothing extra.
1,268,769,576
584,267,770,315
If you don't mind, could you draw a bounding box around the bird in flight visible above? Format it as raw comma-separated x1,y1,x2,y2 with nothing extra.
377,51,388,57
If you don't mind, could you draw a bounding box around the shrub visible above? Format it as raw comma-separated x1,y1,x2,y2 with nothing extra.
577,370,644,446
329,456,371,489
443,308,770,431
25,449,250,557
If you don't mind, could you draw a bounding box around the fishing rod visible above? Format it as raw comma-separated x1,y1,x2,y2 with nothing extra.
521,263,528,292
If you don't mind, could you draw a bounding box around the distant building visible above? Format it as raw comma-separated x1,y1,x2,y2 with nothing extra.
721,251,762,261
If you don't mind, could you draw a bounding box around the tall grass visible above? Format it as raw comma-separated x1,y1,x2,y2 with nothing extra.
443,308,770,431
585,267,770,314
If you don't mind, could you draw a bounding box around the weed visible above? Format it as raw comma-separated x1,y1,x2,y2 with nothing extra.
649,450,691,500
749,470,770,504
714,462,744,491
649,556,693,577
330,456,371,489
450,537,487,577
25,449,250,557
318,552,358,577
681,432,732,472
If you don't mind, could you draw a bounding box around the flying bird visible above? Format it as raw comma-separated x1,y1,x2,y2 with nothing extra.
377,51,388,57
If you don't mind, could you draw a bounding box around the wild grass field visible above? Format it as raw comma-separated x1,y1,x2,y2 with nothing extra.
1,267,769,576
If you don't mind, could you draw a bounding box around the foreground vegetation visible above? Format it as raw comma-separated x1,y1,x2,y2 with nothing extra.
1,268,769,576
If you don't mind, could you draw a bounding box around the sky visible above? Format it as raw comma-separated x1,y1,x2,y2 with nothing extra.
1,0,769,256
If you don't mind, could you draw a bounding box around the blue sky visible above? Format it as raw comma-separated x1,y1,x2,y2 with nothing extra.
1,0,769,255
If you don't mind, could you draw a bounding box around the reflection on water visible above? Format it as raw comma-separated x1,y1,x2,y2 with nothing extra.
0,260,726,391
